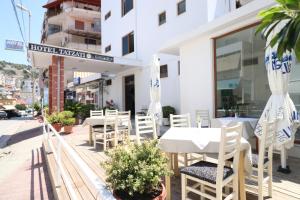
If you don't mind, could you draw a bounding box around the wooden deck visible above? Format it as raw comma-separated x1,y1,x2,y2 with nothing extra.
44,125,300,200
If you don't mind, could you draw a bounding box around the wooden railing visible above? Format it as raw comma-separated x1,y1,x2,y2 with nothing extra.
42,116,115,200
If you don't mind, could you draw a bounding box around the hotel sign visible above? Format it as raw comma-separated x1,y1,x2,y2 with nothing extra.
5,40,24,51
28,43,114,62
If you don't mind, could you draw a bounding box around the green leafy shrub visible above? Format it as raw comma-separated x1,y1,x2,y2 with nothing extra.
46,112,61,124
58,111,74,119
162,106,176,118
102,140,172,199
15,104,27,110
33,102,41,112
60,118,75,126
64,100,82,117
79,104,95,119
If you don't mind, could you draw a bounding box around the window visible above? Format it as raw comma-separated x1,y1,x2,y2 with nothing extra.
215,25,268,118
105,45,111,53
158,11,166,26
75,20,84,30
85,38,96,45
47,24,61,35
122,0,133,16
177,0,186,15
106,79,112,85
160,65,168,78
122,32,134,55
105,11,111,20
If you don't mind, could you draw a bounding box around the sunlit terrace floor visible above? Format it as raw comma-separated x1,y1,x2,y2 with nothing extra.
44,125,300,200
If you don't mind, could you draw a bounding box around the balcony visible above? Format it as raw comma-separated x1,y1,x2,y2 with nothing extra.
63,42,101,53
64,25,101,39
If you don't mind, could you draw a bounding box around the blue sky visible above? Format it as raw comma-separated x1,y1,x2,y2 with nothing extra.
0,0,45,65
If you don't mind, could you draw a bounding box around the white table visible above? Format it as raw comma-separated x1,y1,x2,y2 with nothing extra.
211,117,258,139
158,127,252,200
82,116,105,145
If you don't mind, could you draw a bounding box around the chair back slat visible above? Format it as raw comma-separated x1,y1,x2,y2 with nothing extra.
217,123,242,183
170,114,191,128
90,110,103,117
195,109,210,128
258,120,276,168
106,109,118,116
135,115,157,144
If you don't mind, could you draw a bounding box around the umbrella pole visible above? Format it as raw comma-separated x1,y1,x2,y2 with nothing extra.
278,147,291,174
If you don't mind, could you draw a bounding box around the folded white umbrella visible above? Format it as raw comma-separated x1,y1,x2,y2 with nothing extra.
254,27,300,172
148,55,162,135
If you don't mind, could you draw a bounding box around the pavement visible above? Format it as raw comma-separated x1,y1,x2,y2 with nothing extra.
0,119,54,200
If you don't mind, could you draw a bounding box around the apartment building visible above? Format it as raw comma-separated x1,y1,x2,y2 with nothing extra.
40,0,103,109
41,0,101,53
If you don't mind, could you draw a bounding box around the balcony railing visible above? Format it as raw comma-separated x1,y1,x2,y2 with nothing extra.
66,24,101,34
63,42,101,53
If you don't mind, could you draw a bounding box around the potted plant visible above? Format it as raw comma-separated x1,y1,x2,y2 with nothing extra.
61,118,75,134
162,106,175,126
102,140,172,200
64,100,82,124
46,112,61,132
58,111,75,134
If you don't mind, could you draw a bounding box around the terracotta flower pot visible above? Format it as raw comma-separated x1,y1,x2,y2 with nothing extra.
64,125,73,134
52,123,61,132
113,183,167,200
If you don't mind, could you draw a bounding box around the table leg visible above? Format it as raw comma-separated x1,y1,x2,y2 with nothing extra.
89,125,93,145
239,151,246,200
165,153,172,200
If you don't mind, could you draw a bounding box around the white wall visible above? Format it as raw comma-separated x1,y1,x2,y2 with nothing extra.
179,36,214,126
101,0,213,113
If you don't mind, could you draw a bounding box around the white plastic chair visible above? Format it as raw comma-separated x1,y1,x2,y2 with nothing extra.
180,123,242,200
105,109,118,116
90,110,103,117
116,111,132,141
93,116,117,151
170,113,191,128
135,115,157,145
246,120,276,200
196,109,210,128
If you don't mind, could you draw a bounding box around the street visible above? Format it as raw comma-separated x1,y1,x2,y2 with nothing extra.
0,119,54,200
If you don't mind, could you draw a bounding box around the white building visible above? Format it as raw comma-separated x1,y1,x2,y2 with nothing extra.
100,0,244,114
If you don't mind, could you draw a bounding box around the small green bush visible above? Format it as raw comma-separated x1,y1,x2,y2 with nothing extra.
46,112,61,124
102,140,172,198
162,106,176,118
60,118,75,126
15,104,27,110
64,100,82,117
58,111,74,119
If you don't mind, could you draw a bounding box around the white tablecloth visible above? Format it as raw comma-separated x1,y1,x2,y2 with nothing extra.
158,127,253,175
211,117,258,139
82,116,105,126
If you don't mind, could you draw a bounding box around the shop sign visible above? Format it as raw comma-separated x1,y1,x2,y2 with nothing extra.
28,43,114,62
73,77,81,85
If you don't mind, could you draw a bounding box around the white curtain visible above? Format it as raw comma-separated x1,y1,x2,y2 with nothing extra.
148,55,162,125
